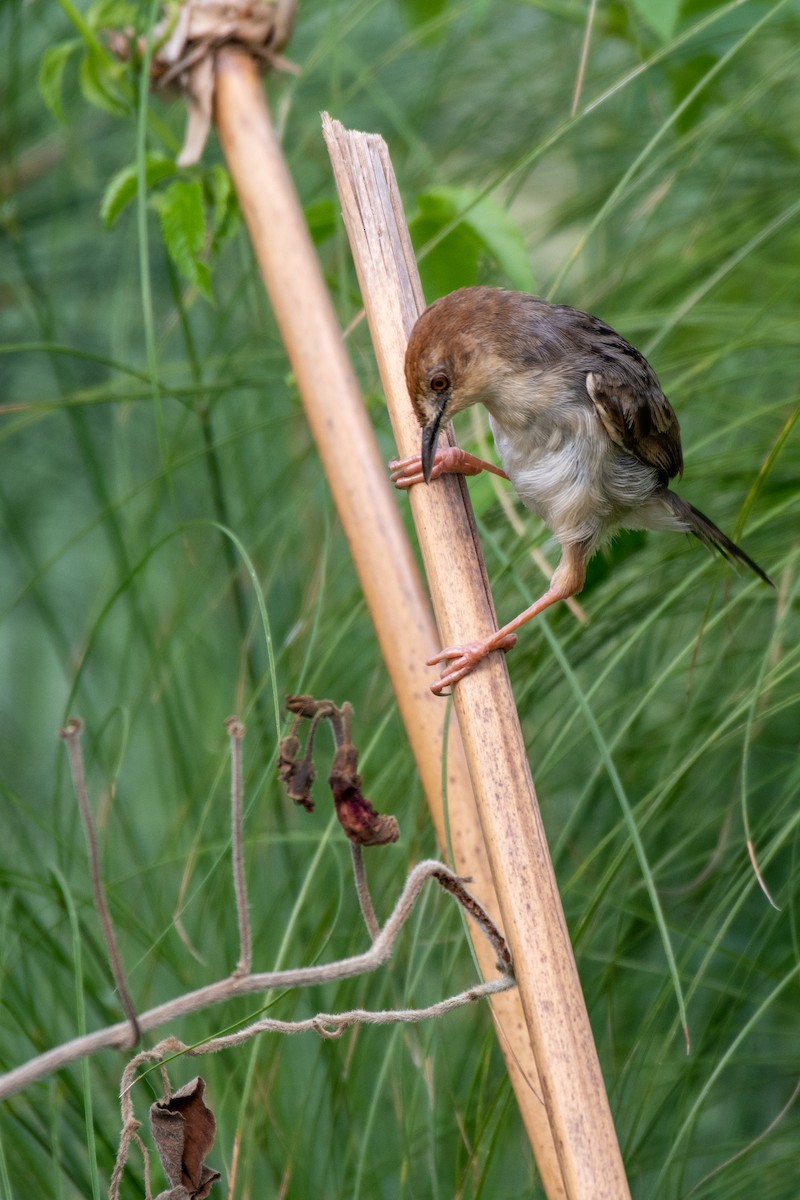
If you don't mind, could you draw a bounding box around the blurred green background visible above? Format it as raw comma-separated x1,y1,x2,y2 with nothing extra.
1,1,798,1196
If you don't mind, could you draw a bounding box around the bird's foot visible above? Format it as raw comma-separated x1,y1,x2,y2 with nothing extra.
427,632,518,695
389,446,489,489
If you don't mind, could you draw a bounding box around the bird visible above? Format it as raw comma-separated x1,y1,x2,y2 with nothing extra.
391,286,772,695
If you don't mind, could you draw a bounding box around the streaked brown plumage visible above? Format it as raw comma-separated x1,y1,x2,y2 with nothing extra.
392,286,772,694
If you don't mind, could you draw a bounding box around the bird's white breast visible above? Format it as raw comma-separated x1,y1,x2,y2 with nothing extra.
487,387,662,551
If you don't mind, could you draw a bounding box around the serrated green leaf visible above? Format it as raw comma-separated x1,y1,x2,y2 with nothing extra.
38,40,81,124
194,260,214,304
207,165,232,231
78,46,130,117
158,179,205,269
156,179,213,301
206,164,239,247
100,155,177,228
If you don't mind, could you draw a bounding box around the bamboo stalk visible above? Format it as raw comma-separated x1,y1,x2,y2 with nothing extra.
323,118,631,1199
213,49,567,1196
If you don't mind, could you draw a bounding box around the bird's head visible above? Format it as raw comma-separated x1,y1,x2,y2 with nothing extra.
405,287,549,481
404,288,513,482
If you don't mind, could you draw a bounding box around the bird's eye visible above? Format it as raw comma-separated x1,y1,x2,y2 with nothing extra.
430,372,449,393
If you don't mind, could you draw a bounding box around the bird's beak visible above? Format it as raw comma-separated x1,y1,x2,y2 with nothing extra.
421,407,445,484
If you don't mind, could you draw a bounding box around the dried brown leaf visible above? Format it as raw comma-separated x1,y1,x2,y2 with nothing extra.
283,757,317,811
151,1077,220,1199
278,727,316,811
285,694,324,719
109,0,298,165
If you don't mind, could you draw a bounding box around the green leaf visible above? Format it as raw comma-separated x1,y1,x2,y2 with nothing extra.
668,53,719,135
100,156,177,228
194,261,213,302
397,0,448,26
155,179,213,302
206,164,240,247
630,0,682,40
411,186,535,297
38,40,81,123
86,0,139,24
78,45,130,117
445,187,535,292
396,0,451,43
411,210,482,299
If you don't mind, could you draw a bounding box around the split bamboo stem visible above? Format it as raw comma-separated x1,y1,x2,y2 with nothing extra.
213,49,566,1196
212,42,623,1195
323,118,631,1199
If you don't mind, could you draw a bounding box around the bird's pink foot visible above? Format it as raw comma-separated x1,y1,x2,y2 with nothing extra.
389,446,494,489
427,632,518,695
389,453,426,488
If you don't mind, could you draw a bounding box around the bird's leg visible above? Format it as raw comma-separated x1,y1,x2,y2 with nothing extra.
390,446,508,490
427,543,589,695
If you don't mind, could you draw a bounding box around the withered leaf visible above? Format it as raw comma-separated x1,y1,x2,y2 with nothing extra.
151,1077,220,1200
329,744,400,846
285,694,324,719
278,729,316,811
277,731,301,779
282,756,317,811
109,0,299,166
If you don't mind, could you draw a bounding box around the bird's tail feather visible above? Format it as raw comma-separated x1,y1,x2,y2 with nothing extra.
664,492,773,587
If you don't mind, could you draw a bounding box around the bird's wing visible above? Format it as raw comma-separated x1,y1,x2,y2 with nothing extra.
585,367,683,481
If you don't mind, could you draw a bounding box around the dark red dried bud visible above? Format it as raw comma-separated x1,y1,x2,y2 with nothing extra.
329,744,400,846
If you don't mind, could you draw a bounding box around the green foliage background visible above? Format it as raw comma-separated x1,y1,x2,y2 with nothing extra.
1,1,798,1197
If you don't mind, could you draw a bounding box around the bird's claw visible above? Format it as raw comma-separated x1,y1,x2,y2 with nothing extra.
427,633,518,695
389,447,485,490
389,454,425,489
